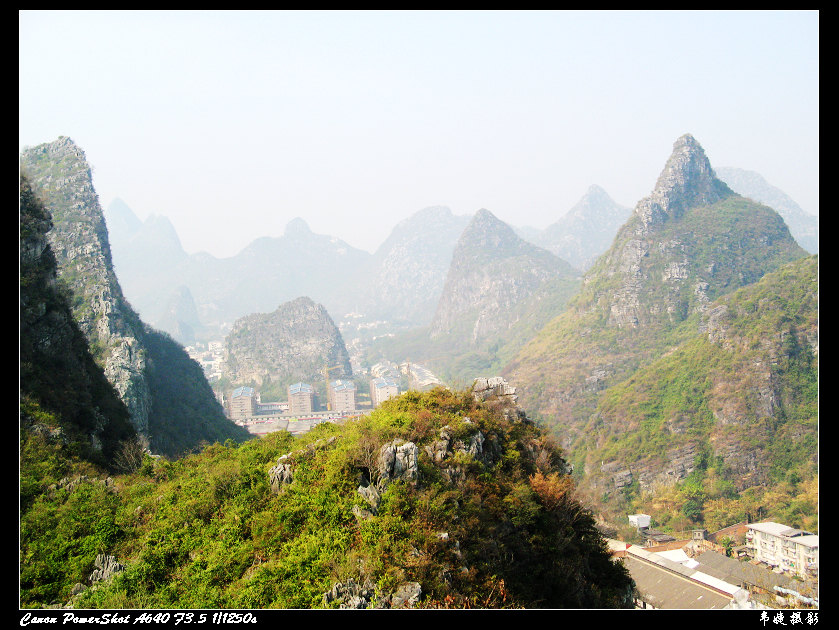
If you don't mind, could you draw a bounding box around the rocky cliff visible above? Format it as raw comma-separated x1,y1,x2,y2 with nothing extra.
20,174,137,467
20,138,250,456
20,137,154,435
223,296,352,396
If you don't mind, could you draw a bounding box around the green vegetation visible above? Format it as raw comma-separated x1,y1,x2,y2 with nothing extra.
20,387,633,609
574,256,818,534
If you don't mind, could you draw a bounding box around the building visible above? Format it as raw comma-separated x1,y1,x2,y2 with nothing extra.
746,522,818,579
370,376,399,407
288,382,314,415
229,386,256,420
628,514,651,529
616,543,752,609
328,379,357,412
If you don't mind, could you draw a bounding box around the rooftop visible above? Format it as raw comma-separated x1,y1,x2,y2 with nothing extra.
288,382,313,395
232,386,255,398
622,545,745,609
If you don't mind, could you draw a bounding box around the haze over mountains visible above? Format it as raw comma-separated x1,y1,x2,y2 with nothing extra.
104,159,815,354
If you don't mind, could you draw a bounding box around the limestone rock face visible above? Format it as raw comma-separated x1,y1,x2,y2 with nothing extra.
20,138,152,435
224,296,352,390
89,554,125,583
21,138,249,457
634,134,733,232
377,439,419,487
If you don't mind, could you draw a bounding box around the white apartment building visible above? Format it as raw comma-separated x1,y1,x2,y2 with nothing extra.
746,522,818,579
370,377,399,407
288,382,314,415
328,379,357,412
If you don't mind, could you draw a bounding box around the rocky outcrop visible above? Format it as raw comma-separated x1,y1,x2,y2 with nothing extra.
322,578,422,609
269,436,340,494
377,439,420,487
224,296,351,390
89,554,125,583
634,134,733,232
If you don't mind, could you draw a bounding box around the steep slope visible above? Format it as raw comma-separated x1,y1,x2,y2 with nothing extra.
533,185,632,270
716,166,818,254
577,255,818,528
505,134,808,455
223,296,352,401
20,175,137,469
20,138,250,457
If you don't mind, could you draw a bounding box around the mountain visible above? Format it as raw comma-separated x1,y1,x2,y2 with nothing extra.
366,209,580,387
20,137,251,457
431,208,579,345
716,166,818,254
155,285,203,347
577,255,818,529
533,185,632,270
351,205,471,326
223,296,352,401
103,201,190,328
20,174,137,470
503,134,810,525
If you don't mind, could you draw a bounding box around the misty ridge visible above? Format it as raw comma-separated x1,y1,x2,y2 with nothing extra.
103,165,817,352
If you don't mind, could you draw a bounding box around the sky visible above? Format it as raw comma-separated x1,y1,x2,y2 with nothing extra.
20,10,819,259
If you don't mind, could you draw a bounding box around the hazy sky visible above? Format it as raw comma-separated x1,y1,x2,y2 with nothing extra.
20,10,819,258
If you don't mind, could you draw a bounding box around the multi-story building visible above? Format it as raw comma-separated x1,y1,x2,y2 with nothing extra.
288,382,314,415
328,379,357,412
370,377,399,407
746,522,818,579
229,386,256,420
